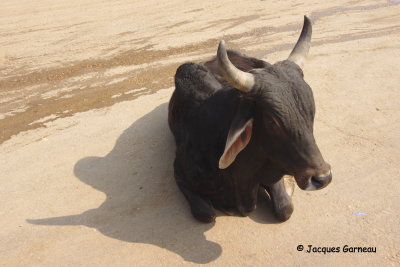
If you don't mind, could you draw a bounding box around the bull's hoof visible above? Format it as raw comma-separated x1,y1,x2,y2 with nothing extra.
215,206,236,216
238,204,257,217
191,207,216,223
274,203,294,222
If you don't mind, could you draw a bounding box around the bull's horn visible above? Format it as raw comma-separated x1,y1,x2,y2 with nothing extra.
217,40,255,92
288,16,312,67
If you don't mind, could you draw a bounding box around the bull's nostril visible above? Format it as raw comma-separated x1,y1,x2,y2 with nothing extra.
311,176,323,188
299,170,332,191
311,171,332,190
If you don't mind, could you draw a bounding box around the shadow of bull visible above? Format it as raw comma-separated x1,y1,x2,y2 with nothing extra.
27,103,222,264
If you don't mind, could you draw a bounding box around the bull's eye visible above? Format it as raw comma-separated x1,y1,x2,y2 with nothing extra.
265,115,286,135
267,119,278,129
270,121,281,133
268,115,280,127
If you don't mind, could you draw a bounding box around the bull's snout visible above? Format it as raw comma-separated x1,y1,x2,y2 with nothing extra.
305,169,332,190
294,163,332,191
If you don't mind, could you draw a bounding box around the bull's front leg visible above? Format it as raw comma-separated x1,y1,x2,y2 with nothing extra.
233,175,259,216
174,154,216,223
264,178,294,222
178,184,216,223
179,186,215,223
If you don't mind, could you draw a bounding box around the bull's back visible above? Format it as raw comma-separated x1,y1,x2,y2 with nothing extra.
168,63,223,135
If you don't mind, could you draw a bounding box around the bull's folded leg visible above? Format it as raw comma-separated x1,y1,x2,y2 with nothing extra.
264,178,294,222
235,183,258,216
178,185,216,223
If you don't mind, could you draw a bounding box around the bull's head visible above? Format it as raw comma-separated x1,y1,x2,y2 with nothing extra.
218,16,332,191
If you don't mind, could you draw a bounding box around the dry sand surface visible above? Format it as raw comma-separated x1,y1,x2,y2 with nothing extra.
1,0,400,266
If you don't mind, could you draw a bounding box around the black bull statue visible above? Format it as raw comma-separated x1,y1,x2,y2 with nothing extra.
168,16,332,223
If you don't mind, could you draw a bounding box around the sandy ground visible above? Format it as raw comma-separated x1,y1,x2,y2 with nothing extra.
1,0,400,266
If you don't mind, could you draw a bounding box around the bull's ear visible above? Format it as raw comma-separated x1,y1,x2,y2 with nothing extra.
219,118,253,169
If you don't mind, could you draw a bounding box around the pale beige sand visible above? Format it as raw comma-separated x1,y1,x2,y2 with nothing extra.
1,0,399,266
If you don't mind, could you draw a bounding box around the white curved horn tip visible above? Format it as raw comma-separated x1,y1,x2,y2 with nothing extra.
303,15,312,32
217,40,226,56
304,15,311,25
